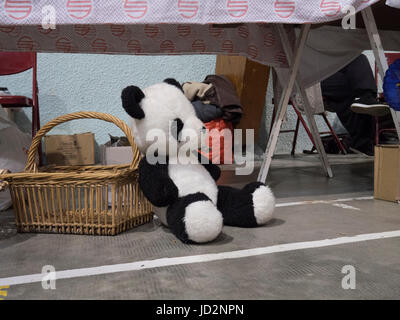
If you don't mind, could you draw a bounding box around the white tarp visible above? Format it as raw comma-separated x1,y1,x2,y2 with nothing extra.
0,108,31,211
300,26,400,87
386,0,400,9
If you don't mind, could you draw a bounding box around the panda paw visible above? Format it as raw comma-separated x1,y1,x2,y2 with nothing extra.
167,196,223,244
183,200,223,243
249,183,275,225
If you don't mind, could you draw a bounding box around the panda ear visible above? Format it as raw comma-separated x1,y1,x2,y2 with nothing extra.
121,85,145,119
164,78,183,92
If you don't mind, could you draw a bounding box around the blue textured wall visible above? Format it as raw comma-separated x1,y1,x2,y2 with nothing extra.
5,53,216,145
3,52,352,157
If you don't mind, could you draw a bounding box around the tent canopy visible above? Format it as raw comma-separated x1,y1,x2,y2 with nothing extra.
326,0,400,31
0,0,386,68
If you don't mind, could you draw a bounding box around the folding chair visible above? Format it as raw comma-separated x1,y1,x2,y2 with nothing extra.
270,100,347,155
270,68,346,156
0,52,41,161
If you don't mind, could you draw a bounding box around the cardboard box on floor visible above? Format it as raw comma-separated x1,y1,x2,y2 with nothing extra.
44,132,95,166
374,145,400,203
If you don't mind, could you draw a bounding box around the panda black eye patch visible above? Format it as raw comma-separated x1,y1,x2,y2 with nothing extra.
170,118,184,141
164,78,183,92
121,85,145,119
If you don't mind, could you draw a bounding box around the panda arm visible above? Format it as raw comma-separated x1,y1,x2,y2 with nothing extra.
197,153,221,182
138,156,179,207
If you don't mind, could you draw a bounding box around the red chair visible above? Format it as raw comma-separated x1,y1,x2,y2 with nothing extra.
0,52,40,137
270,99,347,156
374,52,400,145
0,52,41,162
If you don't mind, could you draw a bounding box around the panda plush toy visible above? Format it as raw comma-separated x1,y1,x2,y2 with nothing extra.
121,78,275,244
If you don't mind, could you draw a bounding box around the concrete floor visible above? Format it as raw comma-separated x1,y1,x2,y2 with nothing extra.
1,154,399,300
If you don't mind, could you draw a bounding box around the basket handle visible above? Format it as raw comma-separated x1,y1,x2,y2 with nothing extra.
25,111,141,172
0,169,10,191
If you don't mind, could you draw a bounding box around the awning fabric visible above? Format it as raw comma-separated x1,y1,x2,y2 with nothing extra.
0,0,381,25
0,0,383,69
0,1,398,89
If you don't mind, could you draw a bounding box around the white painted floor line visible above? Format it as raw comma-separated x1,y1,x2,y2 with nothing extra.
332,203,360,211
276,196,373,207
1,229,399,287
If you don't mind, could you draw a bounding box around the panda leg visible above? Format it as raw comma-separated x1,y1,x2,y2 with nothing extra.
217,182,275,227
166,193,223,244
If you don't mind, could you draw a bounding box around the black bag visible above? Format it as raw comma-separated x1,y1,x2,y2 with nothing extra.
304,134,351,154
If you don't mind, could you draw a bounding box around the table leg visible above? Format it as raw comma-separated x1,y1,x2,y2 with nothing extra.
275,24,332,178
258,24,313,183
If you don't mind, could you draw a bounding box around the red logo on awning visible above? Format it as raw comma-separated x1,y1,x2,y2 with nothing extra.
5,0,32,20
144,25,159,38
160,40,175,53
0,26,14,33
264,32,275,47
127,40,141,53
238,25,249,38
192,39,205,52
56,37,73,52
124,0,148,19
274,51,287,66
320,0,341,17
208,25,223,37
17,36,39,51
110,25,126,37
227,0,248,18
74,25,96,38
221,40,233,53
67,0,92,19
38,26,60,38
274,0,295,18
177,25,191,37
178,0,199,19
92,38,108,52
248,45,258,59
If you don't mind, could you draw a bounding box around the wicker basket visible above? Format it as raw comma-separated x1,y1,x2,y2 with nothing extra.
0,111,152,236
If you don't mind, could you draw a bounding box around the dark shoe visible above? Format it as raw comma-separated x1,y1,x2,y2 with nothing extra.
351,94,391,117
380,131,399,145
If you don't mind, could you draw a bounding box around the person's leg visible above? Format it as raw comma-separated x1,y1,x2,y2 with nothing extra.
321,66,375,155
343,54,390,116
321,69,352,103
335,98,375,155
342,54,377,96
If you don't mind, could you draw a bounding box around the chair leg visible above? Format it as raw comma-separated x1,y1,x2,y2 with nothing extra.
31,108,35,138
291,116,300,156
269,101,277,136
322,113,347,155
37,109,43,166
270,101,300,156
32,101,43,166
292,105,316,148
375,116,379,145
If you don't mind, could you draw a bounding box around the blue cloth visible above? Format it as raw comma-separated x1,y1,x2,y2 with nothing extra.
383,59,400,111
192,100,223,123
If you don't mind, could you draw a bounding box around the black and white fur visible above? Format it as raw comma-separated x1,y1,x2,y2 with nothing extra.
121,79,275,243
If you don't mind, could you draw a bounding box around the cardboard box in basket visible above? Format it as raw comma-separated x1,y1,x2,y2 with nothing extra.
374,145,400,203
99,144,133,206
100,145,133,165
44,132,95,166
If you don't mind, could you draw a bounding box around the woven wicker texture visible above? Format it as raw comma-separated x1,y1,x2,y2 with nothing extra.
0,112,153,235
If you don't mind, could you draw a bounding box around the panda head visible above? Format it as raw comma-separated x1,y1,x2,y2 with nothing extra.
121,78,207,157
